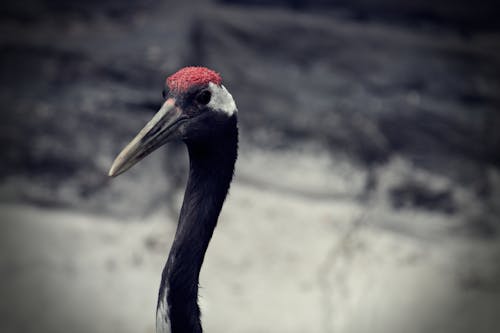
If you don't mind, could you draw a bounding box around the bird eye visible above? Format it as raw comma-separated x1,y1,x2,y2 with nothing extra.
196,90,211,105
162,88,168,99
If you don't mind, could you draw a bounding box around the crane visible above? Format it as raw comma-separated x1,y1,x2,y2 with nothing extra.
109,67,238,333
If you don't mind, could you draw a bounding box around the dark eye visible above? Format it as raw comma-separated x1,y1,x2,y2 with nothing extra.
196,90,211,105
162,88,168,99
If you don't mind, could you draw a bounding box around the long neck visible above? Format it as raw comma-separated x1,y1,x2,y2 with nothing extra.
157,121,238,333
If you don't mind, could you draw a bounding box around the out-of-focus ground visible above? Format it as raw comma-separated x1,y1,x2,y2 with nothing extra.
1,1,500,332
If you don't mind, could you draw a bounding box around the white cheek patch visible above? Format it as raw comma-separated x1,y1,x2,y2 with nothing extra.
207,82,237,116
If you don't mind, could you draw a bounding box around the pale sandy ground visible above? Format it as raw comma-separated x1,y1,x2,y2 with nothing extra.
1,150,500,333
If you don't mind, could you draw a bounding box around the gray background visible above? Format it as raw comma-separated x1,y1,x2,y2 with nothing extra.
1,0,499,332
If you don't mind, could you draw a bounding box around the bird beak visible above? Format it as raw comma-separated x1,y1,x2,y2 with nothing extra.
108,98,185,177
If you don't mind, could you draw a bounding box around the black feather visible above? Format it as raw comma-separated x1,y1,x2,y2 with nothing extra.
157,114,238,333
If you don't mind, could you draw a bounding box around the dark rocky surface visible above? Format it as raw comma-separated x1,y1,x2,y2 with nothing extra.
1,0,499,219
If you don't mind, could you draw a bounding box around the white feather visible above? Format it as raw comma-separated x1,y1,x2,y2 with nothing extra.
156,288,171,333
207,82,237,116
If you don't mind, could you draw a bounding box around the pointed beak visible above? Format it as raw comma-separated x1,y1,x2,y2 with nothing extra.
108,98,186,177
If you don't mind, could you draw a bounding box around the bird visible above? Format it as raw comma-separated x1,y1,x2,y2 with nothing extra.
108,67,238,333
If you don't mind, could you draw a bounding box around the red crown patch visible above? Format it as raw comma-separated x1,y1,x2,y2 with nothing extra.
166,67,222,93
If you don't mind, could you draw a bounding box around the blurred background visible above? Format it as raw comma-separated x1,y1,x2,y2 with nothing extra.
1,0,500,332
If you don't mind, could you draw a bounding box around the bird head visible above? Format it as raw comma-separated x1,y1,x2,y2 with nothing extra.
108,66,237,177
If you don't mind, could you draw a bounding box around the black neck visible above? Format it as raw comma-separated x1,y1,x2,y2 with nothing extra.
158,118,238,333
